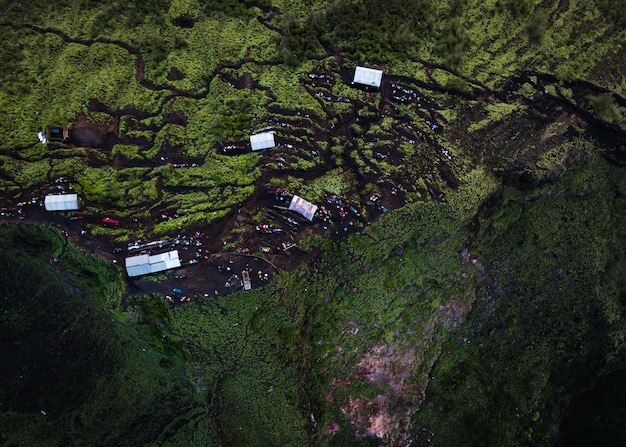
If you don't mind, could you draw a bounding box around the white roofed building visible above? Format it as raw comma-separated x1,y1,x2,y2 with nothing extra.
352,66,383,88
288,195,318,221
44,194,79,211
250,132,275,151
125,250,181,277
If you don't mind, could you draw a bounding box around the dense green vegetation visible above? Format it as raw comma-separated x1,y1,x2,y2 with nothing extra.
280,0,435,64
1,0,626,445
418,144,626,445
3,141,624,446
0,225,208,446
1,0,624,232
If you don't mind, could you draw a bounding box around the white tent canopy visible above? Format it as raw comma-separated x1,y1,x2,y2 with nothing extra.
289,195,318,221
250,132,275,151
44,194,79,211
125,250,181,277
352,66,383,88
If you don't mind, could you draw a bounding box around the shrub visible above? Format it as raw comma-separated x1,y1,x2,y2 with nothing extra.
595,0,626,28
445,77,469,92
527,9,548,44
588,93,623,123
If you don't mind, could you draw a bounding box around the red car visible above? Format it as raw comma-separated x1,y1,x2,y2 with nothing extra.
102,217,120,225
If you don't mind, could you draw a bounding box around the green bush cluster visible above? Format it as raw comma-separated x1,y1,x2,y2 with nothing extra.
171,289,309,446
280,0,436,64
0,225,207,446
416,147,626,445
595,0,626,28
588,93,623,124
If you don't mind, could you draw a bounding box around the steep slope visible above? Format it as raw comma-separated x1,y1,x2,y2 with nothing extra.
0,225,209,446
0,0,625,446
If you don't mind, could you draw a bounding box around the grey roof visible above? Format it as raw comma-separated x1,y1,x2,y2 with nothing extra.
250,132,275,151
125,250,181,277
353,66,383,88
44,194,79,211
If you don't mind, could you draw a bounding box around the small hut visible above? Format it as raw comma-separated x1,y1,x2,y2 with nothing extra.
352,66,383,88
44,194,79,211
250,132,275,151
242,270,252,290
125,250,181,277
45,126,71,143
288,195,318,221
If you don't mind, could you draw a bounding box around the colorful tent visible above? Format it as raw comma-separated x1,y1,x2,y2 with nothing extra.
288,195,318,221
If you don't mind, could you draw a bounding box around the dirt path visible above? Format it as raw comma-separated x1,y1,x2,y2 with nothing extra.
2,17,625,304
1,23,209,99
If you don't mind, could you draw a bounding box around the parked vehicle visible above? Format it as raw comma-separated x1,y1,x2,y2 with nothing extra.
102,217,119,225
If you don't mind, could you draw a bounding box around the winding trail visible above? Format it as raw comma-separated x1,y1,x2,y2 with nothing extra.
2,10,626,446
0,23,210,99
2,14,626,282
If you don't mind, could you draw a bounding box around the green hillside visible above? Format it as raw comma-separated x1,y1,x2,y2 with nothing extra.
1,0,625,445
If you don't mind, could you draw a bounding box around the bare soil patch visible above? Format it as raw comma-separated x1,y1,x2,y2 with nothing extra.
70,115,118,150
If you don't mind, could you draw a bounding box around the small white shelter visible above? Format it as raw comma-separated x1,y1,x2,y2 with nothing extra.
352,66,383,88
288,195,318,221
44,194,79,211
125,250,181,277
250,132,275,151
242,270,252,291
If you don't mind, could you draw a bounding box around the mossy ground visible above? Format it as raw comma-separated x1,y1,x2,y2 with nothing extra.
1,0,626,446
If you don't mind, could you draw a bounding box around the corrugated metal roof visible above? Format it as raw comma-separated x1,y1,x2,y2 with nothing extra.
126,263,152,277
289,195,318,221
125,254,151,277
126,254,150,267
250,132,275,151
44,194,79,211
353,66,383,88
125,250,181,277
151,251,181,270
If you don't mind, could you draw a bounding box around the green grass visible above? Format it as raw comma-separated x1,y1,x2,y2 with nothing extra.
1,1,626,445
467,102,525,133
111,144,144,160
0,157,49,191
298,167,357,202
415,142,626,446
0,224,209,446
171,289,309,446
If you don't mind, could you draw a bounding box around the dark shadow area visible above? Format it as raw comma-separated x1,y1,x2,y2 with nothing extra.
553,368,626,447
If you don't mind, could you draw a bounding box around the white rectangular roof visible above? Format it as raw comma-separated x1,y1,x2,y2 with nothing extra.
242,270,251,290
353,66,383,88
44,194,79,211
289,195,318,221
125,254,150,267
125,254,151,276
250,132,275,151
125,250,181,277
